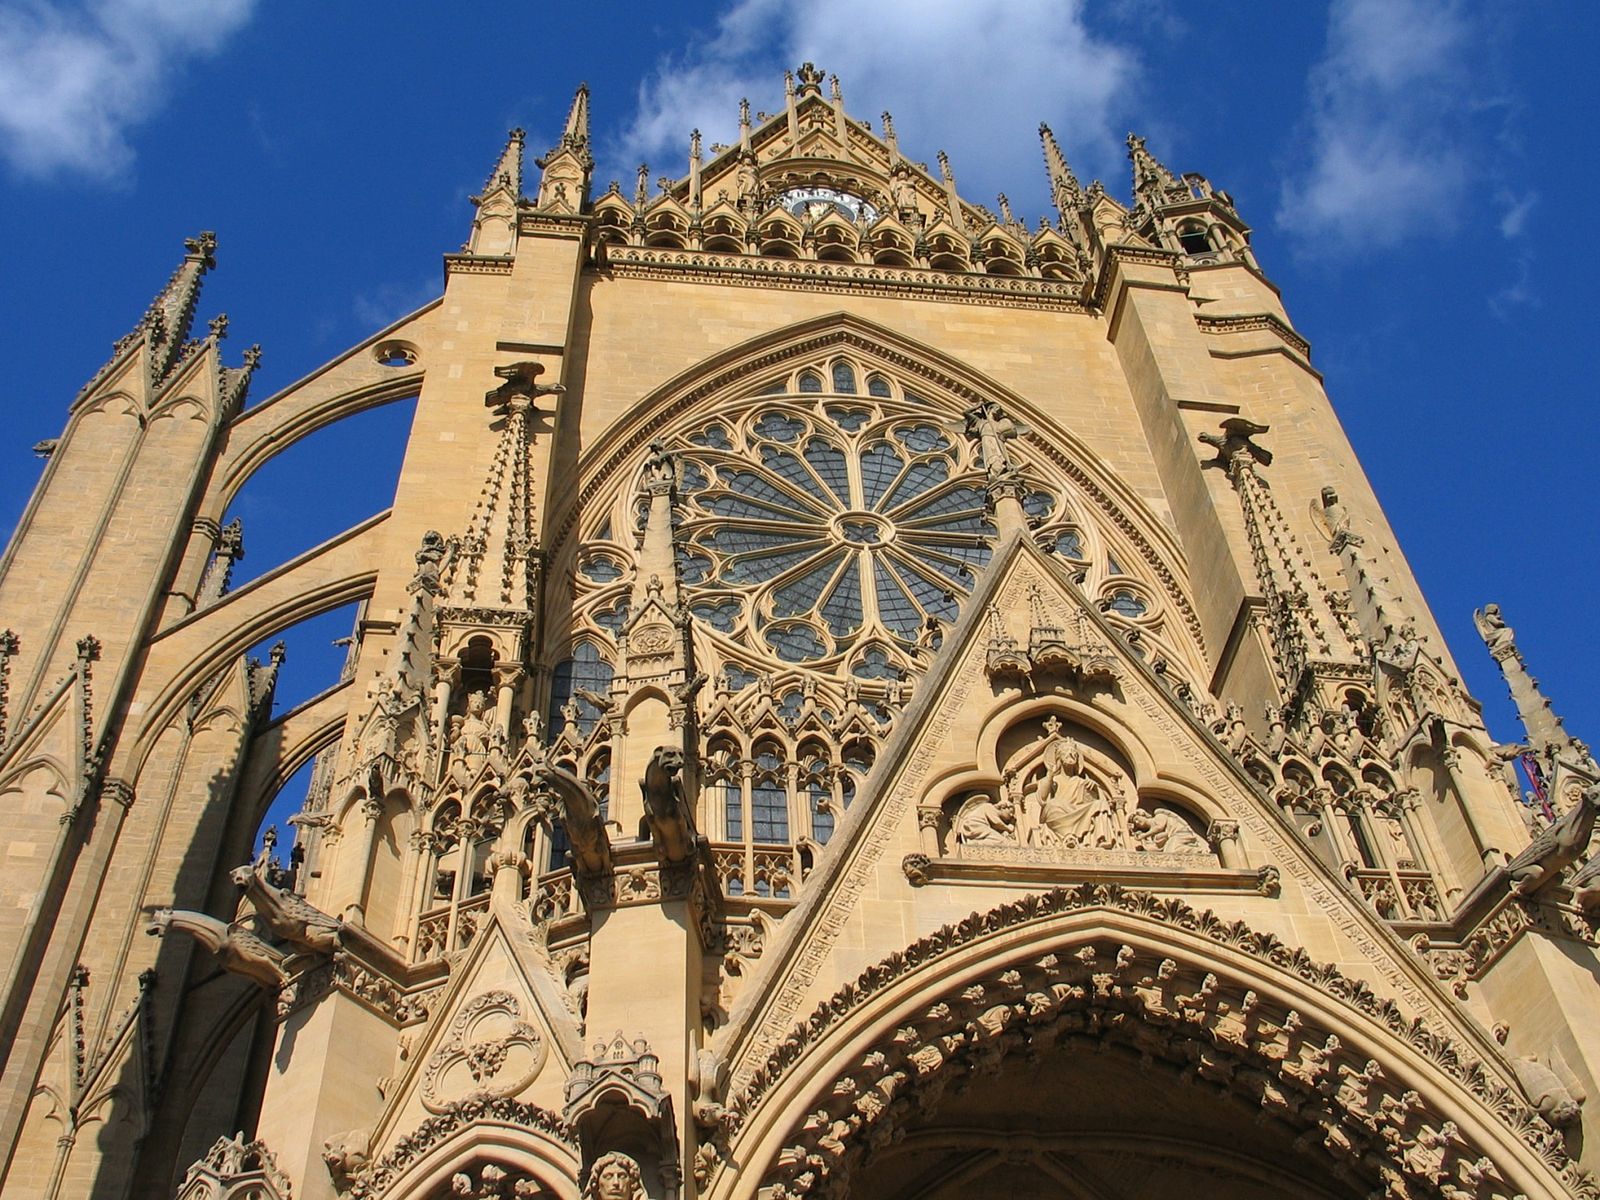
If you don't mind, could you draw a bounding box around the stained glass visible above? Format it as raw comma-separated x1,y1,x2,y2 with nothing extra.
1108,590,1148,617
866,375,892,398
676,400,1050,664
831,361,857,393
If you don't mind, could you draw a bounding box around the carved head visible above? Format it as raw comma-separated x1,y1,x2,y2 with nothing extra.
229,864,257,889
652,746,685,775
584,1152,643,1200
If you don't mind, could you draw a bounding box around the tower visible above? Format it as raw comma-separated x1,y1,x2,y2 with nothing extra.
2,64,1598,1200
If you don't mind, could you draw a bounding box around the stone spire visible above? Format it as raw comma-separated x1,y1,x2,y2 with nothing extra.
1127,132,1190,211
1200,420,1356,709
101,231,216,388
482,127,525,200
689,128,703,209
440,363,563,613
535,82,594,211
881,111,901,167
937,150,968,236
1318,486,1407,654
1474,604,1582,765
1039,123,1084,214
468,128,524,254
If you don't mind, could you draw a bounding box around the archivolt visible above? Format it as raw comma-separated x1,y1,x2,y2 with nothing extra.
721,884,1589,1200
552,311,1205,656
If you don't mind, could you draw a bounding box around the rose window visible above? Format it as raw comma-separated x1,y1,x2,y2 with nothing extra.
672,394,1053,667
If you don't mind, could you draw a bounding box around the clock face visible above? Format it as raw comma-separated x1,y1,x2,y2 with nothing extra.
779,186,878,223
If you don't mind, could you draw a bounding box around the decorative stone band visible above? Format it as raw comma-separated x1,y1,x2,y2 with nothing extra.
900,848,1278,896
598,245,1092,314
726,883,1592,1200
347,1096,578,1200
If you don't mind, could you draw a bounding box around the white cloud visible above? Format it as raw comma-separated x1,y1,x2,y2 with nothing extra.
612,0,1139,220
1278,0,1486,252
0,0,256,180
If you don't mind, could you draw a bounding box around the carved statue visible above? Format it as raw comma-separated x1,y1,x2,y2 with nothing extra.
640,745,697,864
956,795,1017,845
230,864,342,953
1511,1055,1583,1127
1034,737,1119,850
320,1129,370,1187
457,690,494,764
1505,786,1597,896
961,399,1026,482
1473,603,1518,661
641,439,677,493
534,763,612,877
147,909,287,988
889,165,916,213
583,1151,644,1200
1128,806,1208,854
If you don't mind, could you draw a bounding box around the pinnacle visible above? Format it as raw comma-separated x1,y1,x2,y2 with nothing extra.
479,127,525,199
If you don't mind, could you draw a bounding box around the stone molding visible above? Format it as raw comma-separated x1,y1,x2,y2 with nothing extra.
596,245,1092,313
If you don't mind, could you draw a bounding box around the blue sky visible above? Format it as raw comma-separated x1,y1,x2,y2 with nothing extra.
1,1,1595,803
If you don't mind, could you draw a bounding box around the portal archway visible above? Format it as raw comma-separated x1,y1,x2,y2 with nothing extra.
724,886,1578,1200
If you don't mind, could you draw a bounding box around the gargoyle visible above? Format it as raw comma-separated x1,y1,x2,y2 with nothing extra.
148,909,287,988
640,745,696,864
533,762,611,877
230,864,342,953
1506,786,1598,897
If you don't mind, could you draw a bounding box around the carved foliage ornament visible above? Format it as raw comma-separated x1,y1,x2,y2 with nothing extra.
421,990,548,1112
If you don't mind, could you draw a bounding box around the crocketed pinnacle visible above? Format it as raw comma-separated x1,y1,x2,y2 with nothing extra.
127,231,217,383
1039,124,1084,212
479,127,525,200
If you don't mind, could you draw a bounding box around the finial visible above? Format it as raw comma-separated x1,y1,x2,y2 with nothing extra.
784,69,795,96
830,74,842,103
796,62,824,93
635,163,649,208
208,313,229,341
881,110,900,166
997,193,1015,225
690,128,702,159
937,150,954,184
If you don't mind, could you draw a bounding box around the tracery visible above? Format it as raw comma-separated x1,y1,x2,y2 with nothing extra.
528,354,1201,909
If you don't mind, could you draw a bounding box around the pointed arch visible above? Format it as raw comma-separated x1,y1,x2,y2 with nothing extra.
552,312,1204,661
723,884,1583,1200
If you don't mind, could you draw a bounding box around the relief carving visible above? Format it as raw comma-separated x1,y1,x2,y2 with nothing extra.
421,990,547,1112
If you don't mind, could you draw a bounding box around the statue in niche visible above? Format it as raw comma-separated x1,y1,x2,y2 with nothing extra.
955,794,1017,845
1128,806,1208,854
1033,734,1120,850
458,691,494,765
583,1152,644,1200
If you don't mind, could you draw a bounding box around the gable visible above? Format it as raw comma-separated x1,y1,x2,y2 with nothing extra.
716,532,1505,1097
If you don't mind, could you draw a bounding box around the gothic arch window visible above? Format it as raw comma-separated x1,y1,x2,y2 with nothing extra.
554,346,1205,906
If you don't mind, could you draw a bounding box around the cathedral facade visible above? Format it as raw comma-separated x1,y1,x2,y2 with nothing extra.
1,64,1598,1200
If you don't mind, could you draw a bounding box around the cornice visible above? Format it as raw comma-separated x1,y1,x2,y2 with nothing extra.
593,246,1093,313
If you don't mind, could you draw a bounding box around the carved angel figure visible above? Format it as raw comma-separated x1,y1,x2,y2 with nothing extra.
1128,806,1207,854
956,795,1017,845
1034,737,1119,849
583,1152,644,1200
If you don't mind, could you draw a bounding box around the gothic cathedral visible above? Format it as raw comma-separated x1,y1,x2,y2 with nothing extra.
2,65,1597,1200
